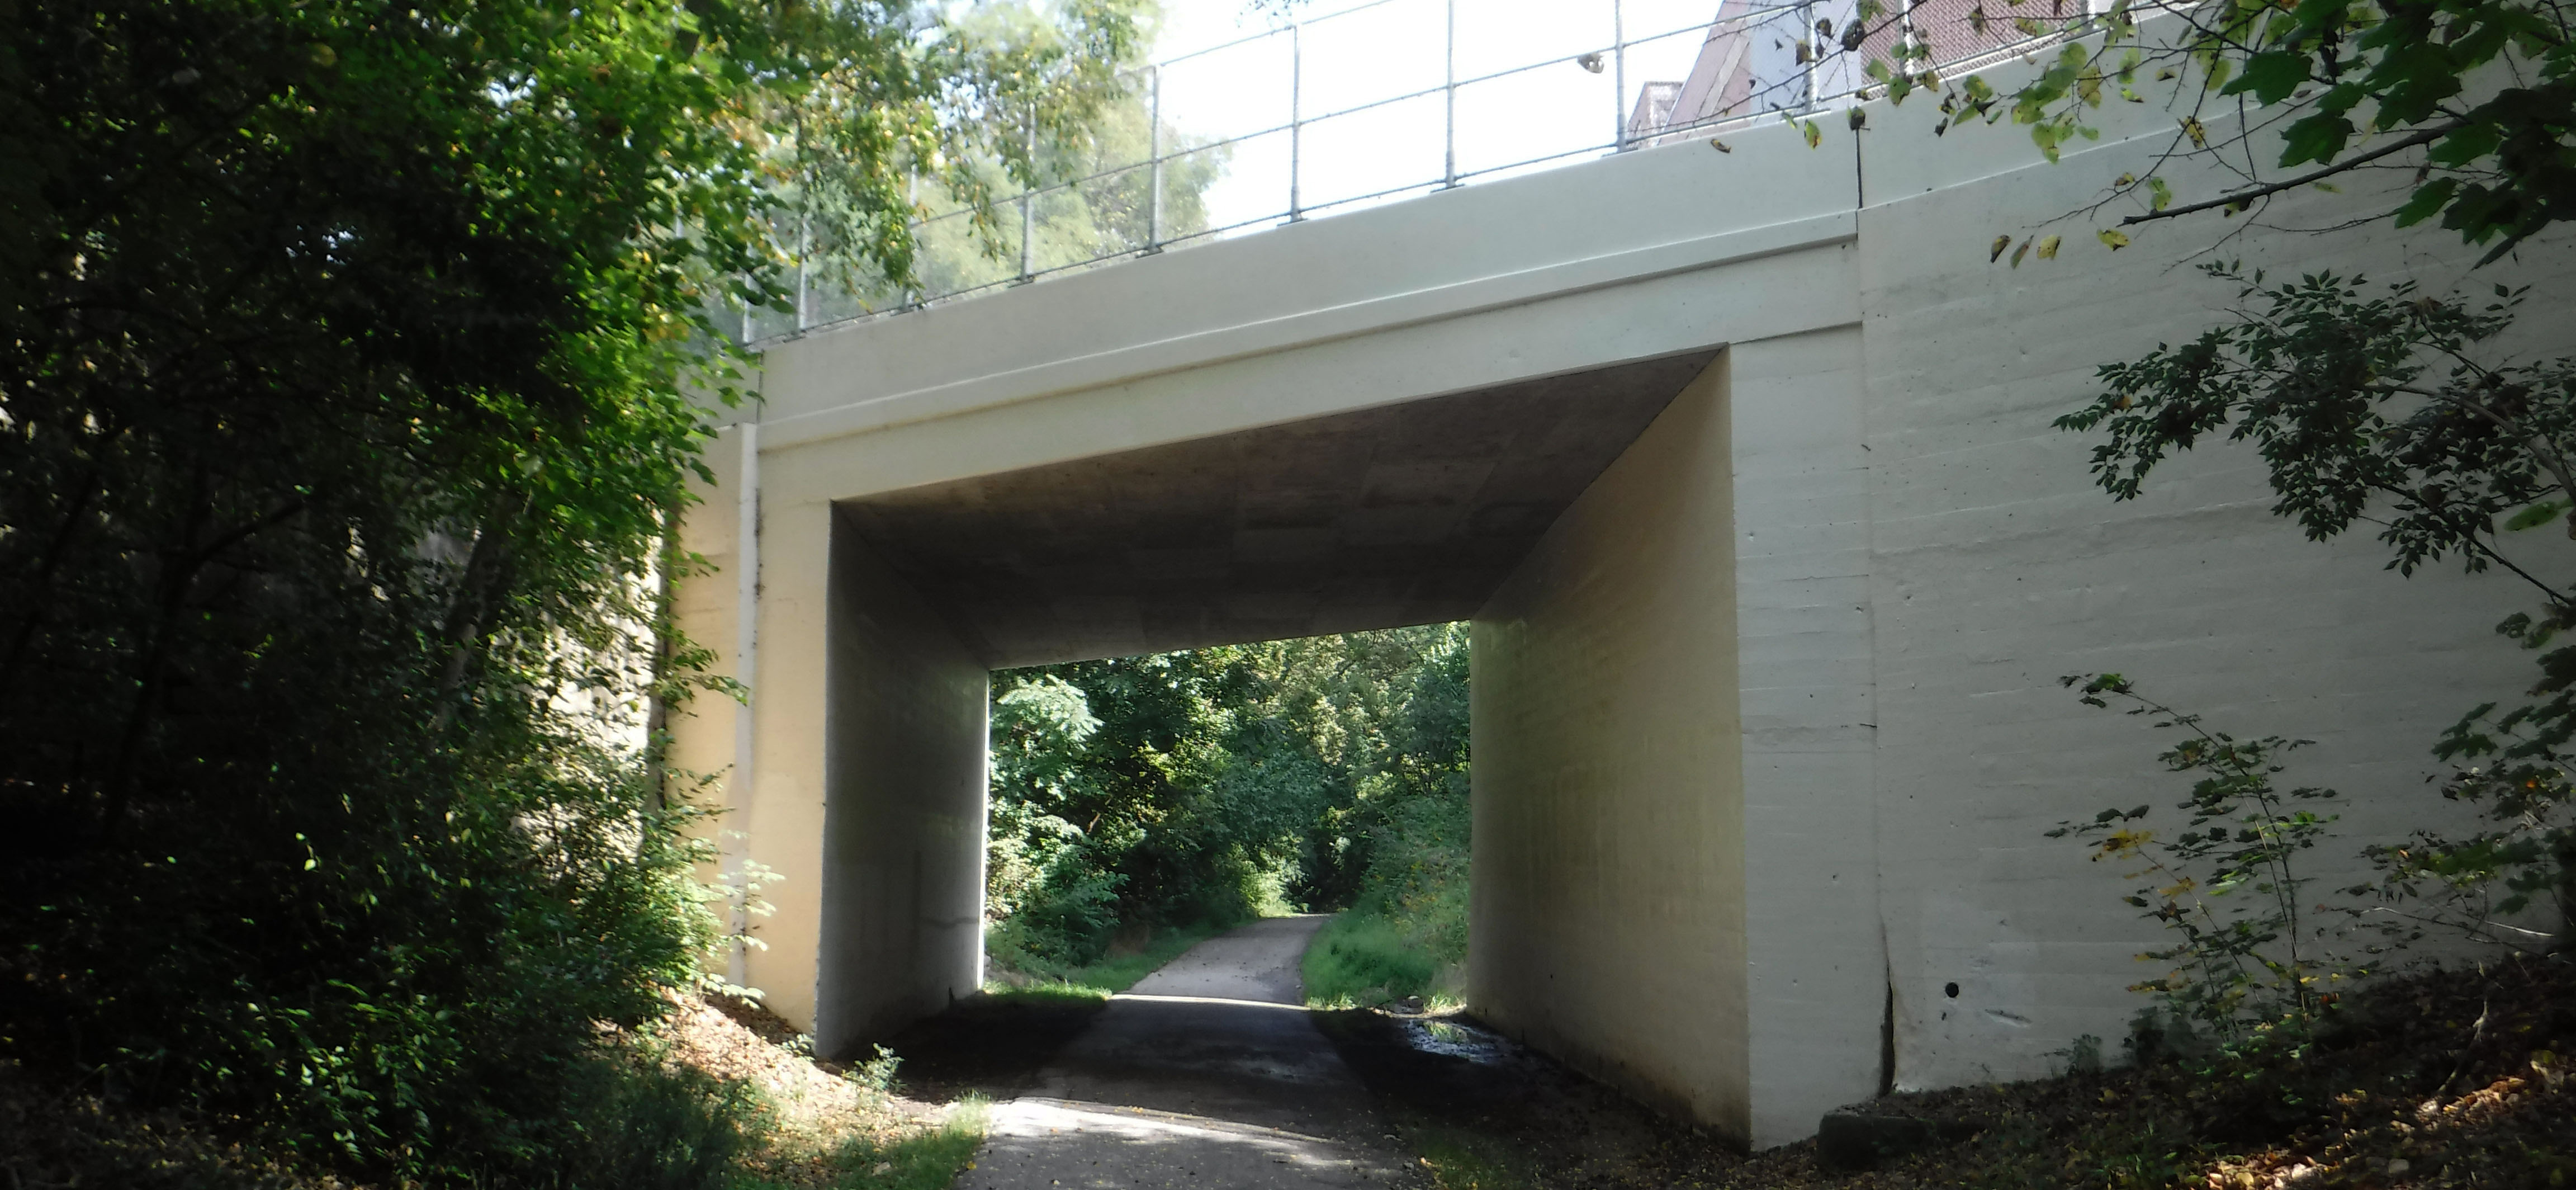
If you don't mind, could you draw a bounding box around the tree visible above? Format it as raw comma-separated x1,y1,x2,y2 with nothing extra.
982,626,1469,975
1812,0,2574,260
785,51,1230,319
0,0,1139,1181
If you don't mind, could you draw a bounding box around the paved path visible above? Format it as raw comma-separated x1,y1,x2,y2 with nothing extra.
964,917,1406,1189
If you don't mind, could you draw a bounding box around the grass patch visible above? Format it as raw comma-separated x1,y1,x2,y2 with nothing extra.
984,919,1229,1000
1303,910,1449,1008
974,980,1115,1005
787,1098,988,1190
1064,922,1228,991
1410,1127,1531,1190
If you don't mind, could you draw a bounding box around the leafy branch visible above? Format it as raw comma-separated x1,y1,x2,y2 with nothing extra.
2055,266,2576,596
2053,674,2345,1040
2056,268,2576,950
1793,0,2576,259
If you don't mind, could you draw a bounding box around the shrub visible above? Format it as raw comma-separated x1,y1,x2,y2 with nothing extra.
550,1055,765,1190
1303,913,1441,1007
987,859,1125,972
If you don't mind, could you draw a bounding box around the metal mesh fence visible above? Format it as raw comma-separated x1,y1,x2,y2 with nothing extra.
740,0,2094,343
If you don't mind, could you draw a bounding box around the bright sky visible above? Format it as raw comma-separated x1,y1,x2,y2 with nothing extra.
1139,0,1729,232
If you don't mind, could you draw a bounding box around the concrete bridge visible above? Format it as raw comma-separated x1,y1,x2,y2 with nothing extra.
668,41,2570,1149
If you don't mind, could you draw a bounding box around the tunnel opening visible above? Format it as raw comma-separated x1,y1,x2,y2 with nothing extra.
980,624,1472,1008
812,349,1719,1040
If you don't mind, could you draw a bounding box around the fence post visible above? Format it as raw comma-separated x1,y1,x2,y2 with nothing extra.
1443,0,1457,187
1612,0,1627,151
1287,22,1304,221
1017,105,1035,283
1148,65,1165,252
903,172,921,309
1802,1,1821,113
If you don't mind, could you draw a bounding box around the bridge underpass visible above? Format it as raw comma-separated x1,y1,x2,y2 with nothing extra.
667,31,2573,1150
834,351,1715,668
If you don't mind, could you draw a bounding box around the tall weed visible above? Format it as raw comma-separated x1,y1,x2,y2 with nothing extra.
2054,675,2345,1043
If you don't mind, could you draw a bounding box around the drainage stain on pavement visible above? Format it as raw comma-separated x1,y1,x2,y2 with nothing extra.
961,917,1408,1189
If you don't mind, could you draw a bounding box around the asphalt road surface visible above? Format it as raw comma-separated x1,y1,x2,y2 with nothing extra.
962,917,1408,1189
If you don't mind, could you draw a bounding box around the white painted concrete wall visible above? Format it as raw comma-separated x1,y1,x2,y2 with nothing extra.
668,448,989,1054
710,101,1859,497
1851,56,2576,1093
1474,332,1896,1149
671,14,2576,1140
817,516,989,1054
1473,360,1749,1134
1731,327,1886,1146
670,426,754,988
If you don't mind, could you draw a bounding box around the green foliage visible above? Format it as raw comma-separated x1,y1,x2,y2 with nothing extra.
1850,0,2576,257
1307,635,1472,1007
2193,0,2576,258
836,1101,991,1190
887,75,1229,302
2402,693,2576,939
846,1045,903,1096
2057,267,2572,577
2056,268,2576,949
1305,752,1471,1007
978,980,1119,1005
1302,913,1441,1008
547,1055,769,1190
2053,676,2345,1041
0,0,1140,1183
1407,1130,1530,1190
722,0,1148,308
1352,763,1472,953
986,921,1227,999
1944,956,2576,1190
984,625,1471,978
1295,636,1471,1008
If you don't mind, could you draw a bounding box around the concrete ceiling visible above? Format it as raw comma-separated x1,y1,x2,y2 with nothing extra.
836,350,1720,669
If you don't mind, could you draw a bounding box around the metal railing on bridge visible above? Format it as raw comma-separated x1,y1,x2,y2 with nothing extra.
742,0,2080,344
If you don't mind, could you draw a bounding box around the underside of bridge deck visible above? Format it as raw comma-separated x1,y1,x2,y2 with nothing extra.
832,350,1722,669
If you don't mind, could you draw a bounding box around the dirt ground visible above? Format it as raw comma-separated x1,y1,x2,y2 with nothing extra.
879,990,1112,1102
879,979,1756,1189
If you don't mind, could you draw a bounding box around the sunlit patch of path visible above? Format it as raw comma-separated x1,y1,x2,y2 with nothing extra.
964,917,1407,1188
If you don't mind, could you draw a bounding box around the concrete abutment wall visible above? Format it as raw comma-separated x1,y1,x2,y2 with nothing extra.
674,444,988,1052
1472,355,1750,1135
816,516,987,1056
1472,330,1890,1149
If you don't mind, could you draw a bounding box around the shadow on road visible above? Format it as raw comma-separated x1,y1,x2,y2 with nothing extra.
877,989,1110,1103
877,917,1760,1189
